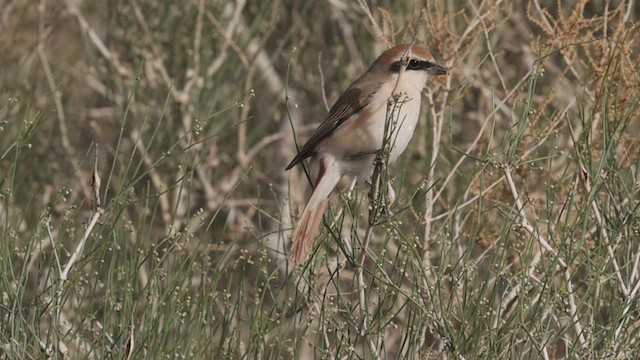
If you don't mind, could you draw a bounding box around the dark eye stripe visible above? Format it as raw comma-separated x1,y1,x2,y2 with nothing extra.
389,59,435,72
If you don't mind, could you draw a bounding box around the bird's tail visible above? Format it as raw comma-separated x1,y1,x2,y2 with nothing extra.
289,197,329,264
289,157,341,264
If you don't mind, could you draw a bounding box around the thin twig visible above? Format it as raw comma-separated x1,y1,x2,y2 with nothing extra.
355,0,385,44
318,52,330,111
421,83,444,277
37,0,92,201
328,0,365,70
131,130,172,224
179,0,205,103
623,0,634,22
64,0,132,78
577,162,630,297
61,145,104,281
502,164,566,268
630,240,640,284
532,0,555,34
124,315,135,360
567,118,630,298
206,0,250,77
499,164,587,350
469,0,510,97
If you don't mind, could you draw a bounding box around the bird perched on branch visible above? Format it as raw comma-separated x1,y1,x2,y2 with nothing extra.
286,44,448,264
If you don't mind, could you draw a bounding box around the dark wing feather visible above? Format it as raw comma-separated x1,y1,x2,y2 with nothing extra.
286,87,372,170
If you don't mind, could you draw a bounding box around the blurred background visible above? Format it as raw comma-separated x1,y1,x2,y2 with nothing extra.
1,0,639,358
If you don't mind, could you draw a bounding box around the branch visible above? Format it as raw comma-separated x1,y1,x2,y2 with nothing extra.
61,145,104,281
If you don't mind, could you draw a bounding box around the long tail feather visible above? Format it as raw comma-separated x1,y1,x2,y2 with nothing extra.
289,157,341,264
289,197,329,264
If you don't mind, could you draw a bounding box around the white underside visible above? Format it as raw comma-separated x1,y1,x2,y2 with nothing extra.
317,76,424,181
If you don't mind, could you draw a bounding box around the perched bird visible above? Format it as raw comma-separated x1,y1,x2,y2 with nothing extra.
286,44,448,264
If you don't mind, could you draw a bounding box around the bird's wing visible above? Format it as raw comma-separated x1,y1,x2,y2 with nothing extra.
285,86,376,170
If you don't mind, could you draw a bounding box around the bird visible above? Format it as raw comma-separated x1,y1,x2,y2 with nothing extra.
286,44,448,264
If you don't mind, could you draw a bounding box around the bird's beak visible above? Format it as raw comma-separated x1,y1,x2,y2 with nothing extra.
427,63,449,76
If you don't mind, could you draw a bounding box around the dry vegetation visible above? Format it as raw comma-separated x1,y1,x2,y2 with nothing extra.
1,0,639,358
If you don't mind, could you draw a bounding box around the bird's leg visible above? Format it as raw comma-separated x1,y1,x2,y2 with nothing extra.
364,178,395,217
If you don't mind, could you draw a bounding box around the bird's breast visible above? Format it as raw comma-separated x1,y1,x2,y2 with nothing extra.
318,82,422,179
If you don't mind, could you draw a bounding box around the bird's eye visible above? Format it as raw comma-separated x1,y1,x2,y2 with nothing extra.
408,59,422,70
